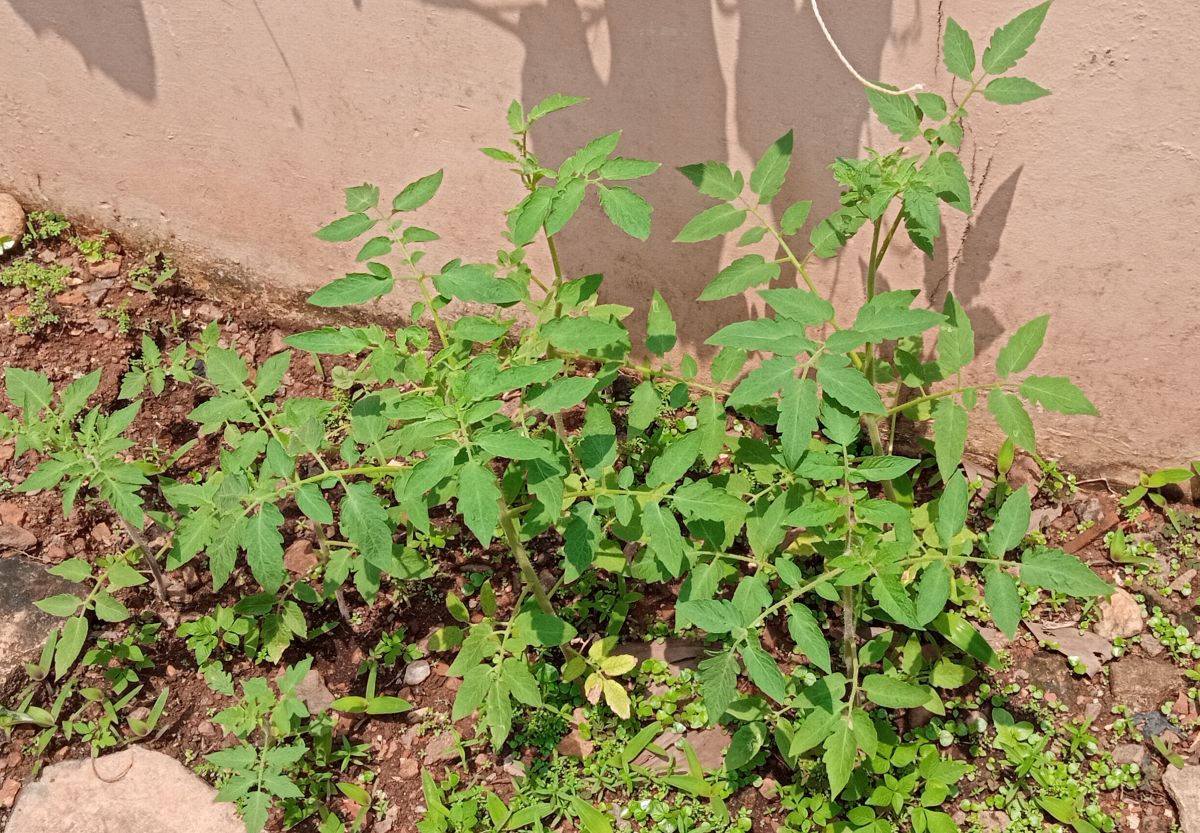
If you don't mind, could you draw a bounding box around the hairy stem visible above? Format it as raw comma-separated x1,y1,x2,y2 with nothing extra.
497,498,555,616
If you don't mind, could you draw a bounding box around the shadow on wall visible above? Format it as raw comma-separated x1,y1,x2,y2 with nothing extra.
9,0,157,101
418,0,897,349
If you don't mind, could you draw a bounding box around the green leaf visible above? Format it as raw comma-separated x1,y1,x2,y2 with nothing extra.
787,603,831,672
35,593,82,617
93,593,130,623
741,643,788,704
866,90,922,141
204,347,249,390
544,178,586,237
759,288,834,326
646,432,701,488
1019,376,1098,416
726,722,768,771
851,455,919,483
344,183,379,213
598,186,652,241
749,130,793,204
809,209,867,258
873,574,918,627
936,293,975,376
988,389,1035,451
55,616,88,680
308,273,392,307
675,204,746,243
5,367,53,415
528,94,586,122
737,226,768,246
509,187,554,247
984,566,1022,638
457,462,500,547
526,376,597,414
284,327,371,355
902,184,941,257
943,18,976,82
699,255,780,301
862,674,930,708
989,486,1031,557
697,649,740,724
982,2,1051,75
646,290,677,356
48,559,92,583
817,355,886,415
985,77,1051,104
727,356,796,410
936,471,969,545
915,564,951,626
559,131,622,177
678,161,743,201
341,482,394,572
315,213,376,242
780,200,813,236
823,719,857,798
932,399,968,483
1019,548,1112,597
779,378,818,466
599,157,660,181
851,291,944,343
543,316,628,353
434,264,523,305
706,318,815,356
916,92,948,121
246,504,285,593
392,170,444,212
641,502,687,577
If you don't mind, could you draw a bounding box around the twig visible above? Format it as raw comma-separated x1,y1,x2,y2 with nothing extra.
810,0,924,95
118,517,169,603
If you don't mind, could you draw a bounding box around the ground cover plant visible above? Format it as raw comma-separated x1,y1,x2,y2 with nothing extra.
2,4,1196,833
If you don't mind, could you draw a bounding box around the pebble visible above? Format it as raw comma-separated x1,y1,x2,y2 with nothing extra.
394,758,419,779
403,660,431,686
283,539,318,575
0,194,25,249
423,732,459,764
88,259,121,279
295,668,336,714
1095,588,1145,639
90,523,113,542
0,501,27,526
556,728,594,759
54,291,86,306
758,777,779,799
502,758,526,779
0,524,37,551
0,778,21,809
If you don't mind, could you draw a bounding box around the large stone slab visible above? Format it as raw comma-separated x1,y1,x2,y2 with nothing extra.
1166,765,1200,833
7,747,243,833
0,556,76,691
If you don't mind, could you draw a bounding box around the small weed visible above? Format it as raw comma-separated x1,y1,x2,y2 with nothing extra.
22,210,70,246
1,257,70,333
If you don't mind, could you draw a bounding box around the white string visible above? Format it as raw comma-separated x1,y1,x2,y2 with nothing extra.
810,0,924,96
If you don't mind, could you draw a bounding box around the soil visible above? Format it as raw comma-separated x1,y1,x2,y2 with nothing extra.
0,224,1197,833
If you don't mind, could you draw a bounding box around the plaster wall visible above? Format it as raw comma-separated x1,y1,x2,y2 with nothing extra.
1,0,1197,480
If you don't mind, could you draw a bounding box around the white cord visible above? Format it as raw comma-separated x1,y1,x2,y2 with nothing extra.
810,0,924,95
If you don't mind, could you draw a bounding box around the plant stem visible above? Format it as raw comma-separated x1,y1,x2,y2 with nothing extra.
496,498,555,616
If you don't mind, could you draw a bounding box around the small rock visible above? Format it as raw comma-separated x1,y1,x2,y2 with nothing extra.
0,194,25,251
1026,621,1113,676
1095,588,1144,639
556,728,595,759
394,758,419,779
37,250,56,264
54,291,86,306
283,539,318,575
1164,765,1200,833
90,523,113,542
88,258,121,279
979,811,1010,832
372,806,400,833
84,279,113,305
0,502,27,526
1111,656,1186,711
0,524,37,551
1074,493,1108,524
5,747,242,832
1112,743,1146,764
1170,569,1198,595
423,732,460,764
0,777,20,809
293,668,336,714
93,319,111,335
758,777,779,799
1142,634,1166,657
196,302,224,321
403,660,431,687
1006,454,1041,499
502,758,526,779
268,330,287,354
443,676,460,693
632,728,731,773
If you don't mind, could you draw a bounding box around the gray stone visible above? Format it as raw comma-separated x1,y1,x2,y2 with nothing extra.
1111,656,1186,711
6,747,242,833
293,668,335,713
1112,743,1146,765
403,659,431,686
1164,765,1200,833
0,524,37,551
1095,588,1144,639
0,194,25,252
0,557,78,691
